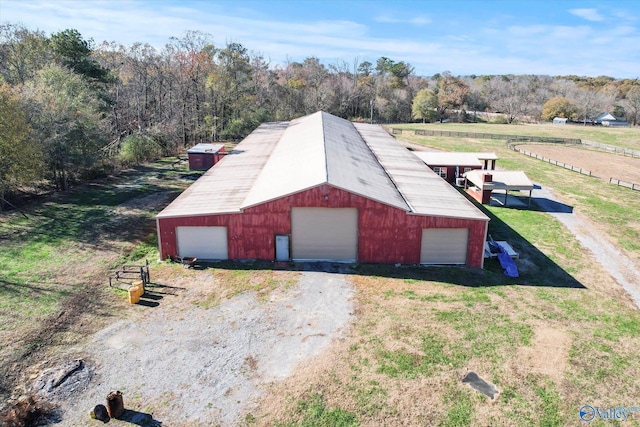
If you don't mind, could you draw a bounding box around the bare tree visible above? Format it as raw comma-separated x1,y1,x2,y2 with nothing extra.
488,75,541,123
623,87,640,126
571,86,615,125
433,71,469,122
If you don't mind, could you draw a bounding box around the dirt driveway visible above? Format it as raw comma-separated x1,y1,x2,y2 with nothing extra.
40,267,355,426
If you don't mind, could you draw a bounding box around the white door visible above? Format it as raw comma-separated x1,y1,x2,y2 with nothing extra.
176,226,228,260
420,228,468,265
291,208,358,262
275,235,290,261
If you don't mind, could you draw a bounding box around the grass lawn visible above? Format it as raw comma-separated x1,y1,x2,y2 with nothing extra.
390,121,640,152
0,159,197,400
2,123,640,426
253,198,640,426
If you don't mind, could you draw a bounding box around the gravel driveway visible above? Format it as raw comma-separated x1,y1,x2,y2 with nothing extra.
533,185,640,307
52,269,355,426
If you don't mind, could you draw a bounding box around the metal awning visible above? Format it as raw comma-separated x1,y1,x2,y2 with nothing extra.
464,170,534,208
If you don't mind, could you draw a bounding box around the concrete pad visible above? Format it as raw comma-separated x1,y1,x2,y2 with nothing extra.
490,191,529,208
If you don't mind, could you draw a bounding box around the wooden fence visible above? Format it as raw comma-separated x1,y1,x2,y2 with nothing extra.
389,128,581,144
581,140,640,158
609,178,640,191
509,145,594,177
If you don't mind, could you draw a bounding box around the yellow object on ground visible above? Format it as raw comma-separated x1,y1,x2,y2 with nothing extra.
128,286,141,304
132,279,144,294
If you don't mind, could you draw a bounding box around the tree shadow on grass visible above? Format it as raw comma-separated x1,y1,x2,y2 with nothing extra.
0,162,187,249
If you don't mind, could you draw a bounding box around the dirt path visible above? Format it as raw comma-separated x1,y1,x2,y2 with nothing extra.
533,185,640,308
43,270,355,426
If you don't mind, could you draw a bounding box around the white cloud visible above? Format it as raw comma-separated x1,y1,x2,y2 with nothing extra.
409,16,431,25
569,8,604,22
373,14,430,25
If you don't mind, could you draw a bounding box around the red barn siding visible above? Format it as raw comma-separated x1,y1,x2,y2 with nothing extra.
157,184,488,267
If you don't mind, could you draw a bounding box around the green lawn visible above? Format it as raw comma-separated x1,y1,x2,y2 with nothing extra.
0,159,196,401
390,122,640,151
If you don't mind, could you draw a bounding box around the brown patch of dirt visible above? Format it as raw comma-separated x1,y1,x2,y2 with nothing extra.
515,326,570,383
518,144,640,184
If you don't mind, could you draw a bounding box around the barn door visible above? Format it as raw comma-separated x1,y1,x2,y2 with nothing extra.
420,228,468,265
291,208,358,262
176,226,228,260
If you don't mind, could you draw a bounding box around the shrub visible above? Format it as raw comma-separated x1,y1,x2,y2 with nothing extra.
119,134,163,164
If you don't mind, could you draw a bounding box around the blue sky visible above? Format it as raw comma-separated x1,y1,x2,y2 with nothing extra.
2,0,639,78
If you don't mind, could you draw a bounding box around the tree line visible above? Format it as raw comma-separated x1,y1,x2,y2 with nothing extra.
1,24,639,209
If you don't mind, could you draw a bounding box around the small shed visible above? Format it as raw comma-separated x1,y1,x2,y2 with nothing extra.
553,117,568,125
464,170,534,207
187,143,225,171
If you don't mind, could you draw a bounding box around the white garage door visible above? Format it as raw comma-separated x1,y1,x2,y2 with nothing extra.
420,228,468,265
176,226,228,260
291,208,358,262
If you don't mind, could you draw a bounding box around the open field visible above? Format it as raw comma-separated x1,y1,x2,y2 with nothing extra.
391,121,640,152
2,123,640,426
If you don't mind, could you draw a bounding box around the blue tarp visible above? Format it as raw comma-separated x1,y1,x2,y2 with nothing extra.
496,249,519,277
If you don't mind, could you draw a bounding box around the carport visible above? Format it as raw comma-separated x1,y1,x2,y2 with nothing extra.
464,170,534,207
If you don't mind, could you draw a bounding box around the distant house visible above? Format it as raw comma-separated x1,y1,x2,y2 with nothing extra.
595,113,628,127
187,143,225,170
553,117,568,125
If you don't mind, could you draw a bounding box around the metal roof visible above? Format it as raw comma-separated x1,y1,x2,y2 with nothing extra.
471,152,499,161
464,170,534,191
187,143,225,154
354,123,488,220
157,122,287,217
413,152,483,167
413,151,498,166
242,112,409,210
157,112,488,221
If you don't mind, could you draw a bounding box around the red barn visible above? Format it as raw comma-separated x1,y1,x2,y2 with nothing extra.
187,143,225,170
157,112,489,267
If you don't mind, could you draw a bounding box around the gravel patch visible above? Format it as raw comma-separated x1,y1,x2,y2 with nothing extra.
50,270,355,426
